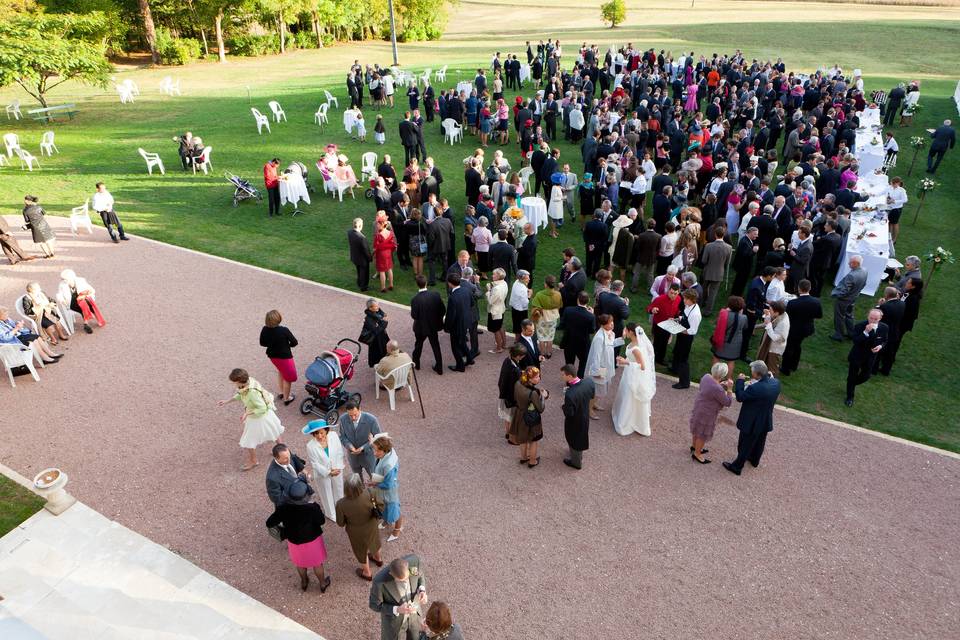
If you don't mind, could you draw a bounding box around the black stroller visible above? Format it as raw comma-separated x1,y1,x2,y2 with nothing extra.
225,171,261,207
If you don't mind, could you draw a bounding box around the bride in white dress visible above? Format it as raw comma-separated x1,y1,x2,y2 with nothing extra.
612,323,657,436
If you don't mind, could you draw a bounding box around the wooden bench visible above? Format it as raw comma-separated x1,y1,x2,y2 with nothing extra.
27,104,79,123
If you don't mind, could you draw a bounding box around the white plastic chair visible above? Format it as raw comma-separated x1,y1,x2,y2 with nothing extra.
268,100,287,123
159,76,181,96
374,362,415,410
421,69,432,85
361,152,378,181
138,148,165,175
314,103,329,128
333,178,355,202
193,146,212,175
123,79,140,96
1,344,39,388
518,166,534,191
15,293,69,342
3,132,20,157
251,108,271,134
117,84,135,104
40,131,58,156
16,149,39,171
55,291,75,334
442,118,463,144
435,65,448,83
317,162,336,195
323,90,339,110
5,99,21,120
70,199,93,236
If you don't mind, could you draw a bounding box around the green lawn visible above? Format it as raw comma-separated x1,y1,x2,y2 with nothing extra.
1,19,959,451
0,475,44,537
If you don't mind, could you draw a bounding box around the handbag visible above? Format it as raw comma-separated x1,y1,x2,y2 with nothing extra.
369,492,384,520
267,523,285,541
522,388,541,427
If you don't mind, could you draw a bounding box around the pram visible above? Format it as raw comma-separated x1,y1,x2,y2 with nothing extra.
225,171,262,207
300,338,363,423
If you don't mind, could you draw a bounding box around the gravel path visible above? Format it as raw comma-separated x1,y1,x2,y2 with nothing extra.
2,218,958,640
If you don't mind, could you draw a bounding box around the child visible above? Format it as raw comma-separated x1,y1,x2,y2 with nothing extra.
374,114,386,145
355,111,366,142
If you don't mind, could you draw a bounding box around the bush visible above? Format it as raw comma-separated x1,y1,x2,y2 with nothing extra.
294,30,319,50
321,33,334,47
225,33,281,57
155,27,201,65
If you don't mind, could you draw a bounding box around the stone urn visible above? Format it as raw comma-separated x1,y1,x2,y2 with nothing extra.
33,468,76,515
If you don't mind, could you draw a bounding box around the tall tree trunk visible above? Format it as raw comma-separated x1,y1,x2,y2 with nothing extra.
277,9,285,54
215,10,226,63
138,0,159,64
199,28,209,56
312,11,322,48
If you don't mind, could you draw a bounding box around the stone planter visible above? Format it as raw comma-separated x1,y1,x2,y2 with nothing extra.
33,468,76,515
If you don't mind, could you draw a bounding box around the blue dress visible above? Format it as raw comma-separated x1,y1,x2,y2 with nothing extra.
374,450,401,523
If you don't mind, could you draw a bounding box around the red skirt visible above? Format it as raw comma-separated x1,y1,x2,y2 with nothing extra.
269,357,298,383
287,536,327,568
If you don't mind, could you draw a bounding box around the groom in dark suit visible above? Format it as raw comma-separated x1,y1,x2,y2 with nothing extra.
443,273,473,372
723,361,781,476
409,275,445,374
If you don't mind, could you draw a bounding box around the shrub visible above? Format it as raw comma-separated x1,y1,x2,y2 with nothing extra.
155,27,201,65
225,33,281,57
294,30,319,50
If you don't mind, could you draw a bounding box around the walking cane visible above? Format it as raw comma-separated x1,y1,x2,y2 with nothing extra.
411,364,426,420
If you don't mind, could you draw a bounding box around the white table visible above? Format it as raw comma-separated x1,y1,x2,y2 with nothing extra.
858,107,882,128
520,65,531,83
279,172,310,214
855,128,886,175
521,196,548,231
834,211,890,296
343,109,359,134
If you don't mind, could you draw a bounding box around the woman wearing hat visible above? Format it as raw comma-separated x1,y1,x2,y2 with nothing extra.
547,172,565,238
367,434,403,541
265,479,331,593
304,420,345,519
21,195,56,258
335,473,384,581
219,368,285,471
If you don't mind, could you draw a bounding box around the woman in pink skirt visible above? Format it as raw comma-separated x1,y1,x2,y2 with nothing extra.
689,362,734,464
259,309,299,405
265,480,331,593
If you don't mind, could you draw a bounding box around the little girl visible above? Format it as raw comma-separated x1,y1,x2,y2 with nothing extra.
374,114,386,145
355,111,367,142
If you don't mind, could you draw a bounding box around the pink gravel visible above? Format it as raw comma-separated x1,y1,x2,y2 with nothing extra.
2,217,958,640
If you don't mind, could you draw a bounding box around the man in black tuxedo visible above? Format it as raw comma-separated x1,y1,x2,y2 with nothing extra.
845,308,888,406
731,227,759,297
410,275,445,374
562,291,596,378
748,204,779,264
560,257,587,309
884,83,905,127
875,287,905,376
443,273,473,372
596,280,630,337
516,319,543,369
743,267,775,360
809,219,842,296
927,119,956,174
488,229,517,282
652,185,674,234
347,218,372,292
781,279,822,375
517,223,538,280
540,148,560,200
459,267,483,361
722,361,781,476
835,181,865,211
398,113,419,165
583,210,610,278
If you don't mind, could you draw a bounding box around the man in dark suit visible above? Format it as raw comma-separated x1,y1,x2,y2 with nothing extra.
426,214,452,286
516,318,542,369
743,267,775,360
835,181,865,211
927,119,956,173
722,361,782,476
583,210,610,278
398,112,419,165
781,279,822,375
540,148,560,200
265,443,313,506
459,267,483,361
530,143,547,195
810,219,842,296
561,364,595,470
845,308,888,406
446,250,473,281
884,84,905,127
347,218,372,292
748,204,779,264
562,291,596,378
410,275,445,374
731,227,759,296
875,287,905,376
560,257,587,309
368,555,427,640
488,229,517,282
596,280,630,337
831,254,868,340
443,273,472,372
651,185,674,234
517,223,538,279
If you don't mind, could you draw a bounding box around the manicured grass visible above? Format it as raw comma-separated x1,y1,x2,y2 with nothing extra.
0,475,44,537
1,19,958,451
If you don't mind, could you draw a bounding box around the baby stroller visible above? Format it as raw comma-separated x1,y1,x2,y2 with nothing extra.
226,171,261,207
300,338,362,423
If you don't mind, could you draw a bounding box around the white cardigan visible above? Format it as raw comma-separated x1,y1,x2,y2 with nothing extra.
486,280,508,320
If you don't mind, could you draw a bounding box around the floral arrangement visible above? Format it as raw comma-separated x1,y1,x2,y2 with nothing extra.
909,136,926,148
506,206,524,220
923,246,954,287
917,177,939,196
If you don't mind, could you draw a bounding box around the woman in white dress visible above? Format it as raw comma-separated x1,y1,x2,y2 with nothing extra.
218,368,284,471
547,177,564,238
612,323,657,437
303,420,345,518
584,314,620,418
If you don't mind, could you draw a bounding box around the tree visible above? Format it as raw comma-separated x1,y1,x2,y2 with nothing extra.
600,0,625,28
137,0,159,63
0,12,112,106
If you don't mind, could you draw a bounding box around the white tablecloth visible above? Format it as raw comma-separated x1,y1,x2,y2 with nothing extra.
456,81,472,97
858,107,882,128
856,172,890,207
520,65,531,83
343,110,358,134
521,196,548,231
279,173,310,207
855,128,885,175
834,211,890,296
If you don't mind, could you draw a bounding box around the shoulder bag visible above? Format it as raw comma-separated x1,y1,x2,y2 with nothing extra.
522,388,541,427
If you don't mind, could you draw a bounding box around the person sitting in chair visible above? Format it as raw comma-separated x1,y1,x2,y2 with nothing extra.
374,340,413,390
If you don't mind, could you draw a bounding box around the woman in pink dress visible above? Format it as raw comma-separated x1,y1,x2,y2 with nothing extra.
373,219,398,292
684,83,699,114
264,480,331,593
689,362,734,464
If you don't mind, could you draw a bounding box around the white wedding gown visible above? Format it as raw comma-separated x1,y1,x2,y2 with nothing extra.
612,337,657,436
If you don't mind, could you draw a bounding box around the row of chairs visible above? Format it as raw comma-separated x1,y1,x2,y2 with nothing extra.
2,131,58,171
252,92,341,134
2,294,80,388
